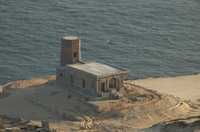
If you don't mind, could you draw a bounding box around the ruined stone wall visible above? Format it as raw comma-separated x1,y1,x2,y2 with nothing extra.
56,66,128,96
96,73,128,95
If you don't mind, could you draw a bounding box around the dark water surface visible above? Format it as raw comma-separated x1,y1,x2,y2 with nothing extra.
0,0,200,84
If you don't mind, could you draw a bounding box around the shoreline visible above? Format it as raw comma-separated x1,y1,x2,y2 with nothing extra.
133,72,200,81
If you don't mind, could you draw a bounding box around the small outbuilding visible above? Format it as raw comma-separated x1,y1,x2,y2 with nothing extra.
57,37,128,97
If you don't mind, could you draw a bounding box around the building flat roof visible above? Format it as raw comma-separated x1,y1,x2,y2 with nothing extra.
67,62,127,77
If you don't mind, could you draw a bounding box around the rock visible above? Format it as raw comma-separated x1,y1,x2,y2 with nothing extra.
5,127,21,132
27,120,42,127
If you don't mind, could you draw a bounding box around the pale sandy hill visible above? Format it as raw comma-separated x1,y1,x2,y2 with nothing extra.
0,76,96,121
134,74,200,104
0,75,200,131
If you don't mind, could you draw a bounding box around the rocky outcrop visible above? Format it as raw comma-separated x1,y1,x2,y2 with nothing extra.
1,75,56,90
144,116,200,132
0,115,52,132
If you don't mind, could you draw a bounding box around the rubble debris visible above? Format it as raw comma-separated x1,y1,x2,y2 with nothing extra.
0,115,52,132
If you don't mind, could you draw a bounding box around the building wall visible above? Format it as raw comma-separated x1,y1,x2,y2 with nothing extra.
57,66,98,96
57,67,128,97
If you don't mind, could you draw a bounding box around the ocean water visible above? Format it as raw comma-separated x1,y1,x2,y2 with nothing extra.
0,0,200,84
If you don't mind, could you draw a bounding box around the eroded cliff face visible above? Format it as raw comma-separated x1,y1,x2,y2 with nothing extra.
0,75,200,132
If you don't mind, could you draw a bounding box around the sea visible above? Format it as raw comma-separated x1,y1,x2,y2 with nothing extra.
0,0,200,84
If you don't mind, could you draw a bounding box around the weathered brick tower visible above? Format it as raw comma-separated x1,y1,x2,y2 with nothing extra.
60,36,80,66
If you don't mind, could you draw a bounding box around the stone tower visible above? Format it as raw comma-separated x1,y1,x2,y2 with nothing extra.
60,36,80,66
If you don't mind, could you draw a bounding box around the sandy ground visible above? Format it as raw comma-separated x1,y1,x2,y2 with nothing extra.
134,74,200,104
0,75,200,131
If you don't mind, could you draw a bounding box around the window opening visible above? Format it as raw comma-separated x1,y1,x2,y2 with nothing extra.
101,82,108,92
82,79,86,88
73,52,78,58
59,73,63,77
109,78,117,88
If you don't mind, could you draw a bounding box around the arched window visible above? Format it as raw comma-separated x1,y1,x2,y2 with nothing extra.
109,78,117,88
101,82,108,92
82,79,86,88
73,52,78,58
